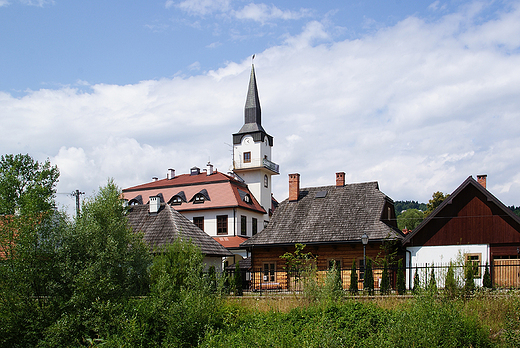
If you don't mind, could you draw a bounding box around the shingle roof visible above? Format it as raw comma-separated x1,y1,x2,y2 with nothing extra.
122,171,266,214
241,182,403,247
126,203,232,257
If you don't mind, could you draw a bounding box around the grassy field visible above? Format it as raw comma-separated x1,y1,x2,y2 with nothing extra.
218,291,520,347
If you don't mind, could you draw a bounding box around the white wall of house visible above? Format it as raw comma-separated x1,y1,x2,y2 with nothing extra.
181,208,265,237
405,244,489,289
203,256,224,272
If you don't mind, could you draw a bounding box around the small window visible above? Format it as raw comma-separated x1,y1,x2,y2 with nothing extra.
244,152,251,163
193,194,205,204
263,263,275,282
193,217,204,231
465,253,482,278
217,215,228,235
264,174,268,188
252,217,258,235
264,220,269,228
171,196,183,205
241,215,247,236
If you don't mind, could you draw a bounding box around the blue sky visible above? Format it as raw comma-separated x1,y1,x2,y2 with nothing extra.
1,0,520,216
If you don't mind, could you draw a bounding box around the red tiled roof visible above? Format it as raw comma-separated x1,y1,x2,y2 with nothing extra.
213,236,249,249
122,171,266,214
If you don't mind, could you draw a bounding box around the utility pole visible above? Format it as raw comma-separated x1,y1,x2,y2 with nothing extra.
72,190,85,217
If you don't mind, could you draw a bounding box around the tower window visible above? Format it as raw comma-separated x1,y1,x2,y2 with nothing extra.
252,217,258,235
241,215,247,235
264,174,268,188
244,152,251,163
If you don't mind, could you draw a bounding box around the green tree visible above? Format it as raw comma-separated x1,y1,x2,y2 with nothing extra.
424,191,449,217
397,208,424,230
464,260,476,297
232,262,243,296
444,262,458,299
413,266,421,293
427,264,437,294
483,262,492,289
0,154,59,215
349,260,358,295
380,258,390,295
323,260,343,301
397,259,406,295
364,259,374,295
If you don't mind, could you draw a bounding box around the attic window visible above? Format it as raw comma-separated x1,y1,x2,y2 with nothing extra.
189,189,210,204
171,196,183,205
193,194,205,204
315,190,328,198
243,194,252,204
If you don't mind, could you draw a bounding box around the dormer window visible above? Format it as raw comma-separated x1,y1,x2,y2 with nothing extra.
243,194,251,204
189,189,210,204
193,194,205,204
171,196,183,205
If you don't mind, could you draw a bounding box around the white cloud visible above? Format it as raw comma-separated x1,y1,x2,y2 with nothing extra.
0,0,10,7
233,3,310,24
19,0,54,6
175,0,231,16
3,1,520,217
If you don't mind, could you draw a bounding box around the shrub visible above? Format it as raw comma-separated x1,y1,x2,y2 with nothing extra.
482,262,492,289
444,262,459,299
413,266,421,293
323,260,343,301
349,260,358,295
397,259,406,295
364,259,374,295
380,258,390,295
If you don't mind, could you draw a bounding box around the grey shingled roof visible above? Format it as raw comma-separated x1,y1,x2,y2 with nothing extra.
127,203,232,257
242,182,403,247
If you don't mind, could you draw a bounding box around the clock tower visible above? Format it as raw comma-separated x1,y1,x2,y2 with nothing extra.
233,64,279,219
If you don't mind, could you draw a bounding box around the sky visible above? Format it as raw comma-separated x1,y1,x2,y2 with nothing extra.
1,0,520,217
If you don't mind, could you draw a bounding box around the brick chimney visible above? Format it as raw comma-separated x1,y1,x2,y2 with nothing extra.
289,173,300,202
336,172,345,187
477,174,487,189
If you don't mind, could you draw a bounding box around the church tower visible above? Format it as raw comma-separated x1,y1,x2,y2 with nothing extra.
233,64,279,219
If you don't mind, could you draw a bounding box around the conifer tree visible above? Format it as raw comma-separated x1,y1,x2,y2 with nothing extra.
349,260,358,295
380,258,390,295
413,266,421,293
397,259,406,295
364,259,374,295
483,261,492,289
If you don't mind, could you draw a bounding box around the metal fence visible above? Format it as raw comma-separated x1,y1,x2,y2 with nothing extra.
225,262,520,293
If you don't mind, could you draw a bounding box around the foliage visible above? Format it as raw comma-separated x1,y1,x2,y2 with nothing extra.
394,200,427,216
322,260,343,302
427,264,438,294
397,259,406,295
349,259,358,295
444,262,459,299
413,266,421,293
0,153,60,215
397,208,425,231
483,262,492,289
280,243,315,272
232,262,243,296
424,191,449,217
507,205,520,217
464,260,476,297
364,259,374,295
380,258,390,295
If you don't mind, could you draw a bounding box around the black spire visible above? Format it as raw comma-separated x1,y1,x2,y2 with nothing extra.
233,64,273,146
245,64,261,125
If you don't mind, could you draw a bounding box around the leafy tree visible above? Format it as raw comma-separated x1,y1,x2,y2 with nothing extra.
380,258,390,295
483,262,492,289
0,154,59,215
444,262,458,299
349,260,358,295
397,259,406,295
394,200,427,216
364,259,374,295
397,208,424,231
424,191,449,217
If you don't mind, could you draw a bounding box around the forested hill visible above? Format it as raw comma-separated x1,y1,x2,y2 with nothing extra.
394,200,520,217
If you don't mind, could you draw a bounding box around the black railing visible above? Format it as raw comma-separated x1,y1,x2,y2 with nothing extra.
223,262,520,293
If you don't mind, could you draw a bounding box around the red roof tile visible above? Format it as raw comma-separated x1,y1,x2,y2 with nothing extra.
213,236,249,249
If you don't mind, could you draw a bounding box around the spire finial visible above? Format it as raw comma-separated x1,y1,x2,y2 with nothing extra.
252,54,255,63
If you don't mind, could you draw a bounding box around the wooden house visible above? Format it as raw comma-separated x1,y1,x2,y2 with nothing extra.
241,172,404,290
403,175,520,288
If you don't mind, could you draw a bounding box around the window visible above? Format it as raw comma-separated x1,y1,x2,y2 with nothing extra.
217,215,228,235
171,196,183,205
357,257,365,282
244,152,251,163
264,174,268,188
465,253,482,278
241,215,247,235
252,218,258,235
264,220,269,228
263,263,275,282
243,194,251,203
193,194,205,204
193,217,204,231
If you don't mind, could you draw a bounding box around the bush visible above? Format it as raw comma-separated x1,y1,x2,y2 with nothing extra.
380,258,390,295
482,262,492,289
444,262,459,299
397,259,406,295
349,260,358,295
364,259,374,295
